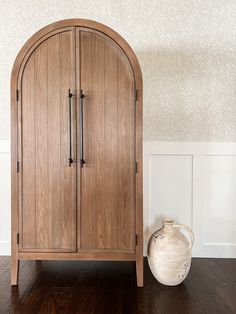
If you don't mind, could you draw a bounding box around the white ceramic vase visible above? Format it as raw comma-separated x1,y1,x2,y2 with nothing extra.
147,219,194,286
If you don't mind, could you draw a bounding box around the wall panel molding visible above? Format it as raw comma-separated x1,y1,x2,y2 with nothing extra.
0,140,10,153
144,141,236,258
0,140,11,255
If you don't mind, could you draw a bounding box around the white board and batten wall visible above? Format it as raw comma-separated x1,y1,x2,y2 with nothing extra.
1,140,236,257
144,141,236,258
0,140,11,255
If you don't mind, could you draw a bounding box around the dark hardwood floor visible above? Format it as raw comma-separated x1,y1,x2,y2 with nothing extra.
0,257,235,313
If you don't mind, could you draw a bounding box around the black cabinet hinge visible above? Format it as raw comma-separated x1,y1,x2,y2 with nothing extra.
17,233,19,244
17,161,20,173
135,89,138,101
16,89,19,101
135,162,138,174
136,234,138,246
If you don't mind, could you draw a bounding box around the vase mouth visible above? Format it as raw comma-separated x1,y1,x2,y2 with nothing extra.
163,219,175,225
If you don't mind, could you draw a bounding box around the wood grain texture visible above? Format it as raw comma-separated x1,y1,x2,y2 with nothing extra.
19,29,76,252
75,28,81,251
117,46,135,251
11,19,143,286
59,30,77,251
47,34,61,249
2,257,236,313
79,30,94,249
35,39,49,249
18,252,136,261
21,54,36,249
104,37,119,250
79,29,135,252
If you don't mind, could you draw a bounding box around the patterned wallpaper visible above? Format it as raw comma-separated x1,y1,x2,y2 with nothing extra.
1,0,236,141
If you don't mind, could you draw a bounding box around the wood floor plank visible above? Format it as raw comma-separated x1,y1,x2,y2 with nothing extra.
195,258,236,313
184,258,234,314
0,257,235,313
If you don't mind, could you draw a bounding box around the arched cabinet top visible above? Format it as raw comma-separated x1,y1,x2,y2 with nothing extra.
11,19,142,90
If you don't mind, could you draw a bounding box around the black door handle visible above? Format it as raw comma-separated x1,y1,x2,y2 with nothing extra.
80,90,85,167
68,89,73,166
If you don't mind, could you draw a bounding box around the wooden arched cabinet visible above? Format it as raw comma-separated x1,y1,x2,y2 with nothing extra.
11,19,143,286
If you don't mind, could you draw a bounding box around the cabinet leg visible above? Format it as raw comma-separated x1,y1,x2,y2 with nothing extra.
11,257,19,286
136,257,144,287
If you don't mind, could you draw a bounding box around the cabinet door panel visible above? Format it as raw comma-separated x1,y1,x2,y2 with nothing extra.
20,29,76,251
79,29,135,252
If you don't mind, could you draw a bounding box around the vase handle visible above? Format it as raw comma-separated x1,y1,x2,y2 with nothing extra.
174,224,194,250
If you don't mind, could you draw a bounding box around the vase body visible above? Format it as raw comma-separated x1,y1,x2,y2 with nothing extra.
147,220,194,286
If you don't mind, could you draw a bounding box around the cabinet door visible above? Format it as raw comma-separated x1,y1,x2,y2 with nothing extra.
78,29,136,252
19,29,77,251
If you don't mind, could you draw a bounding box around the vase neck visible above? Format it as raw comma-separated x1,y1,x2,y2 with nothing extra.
163,220,175,232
